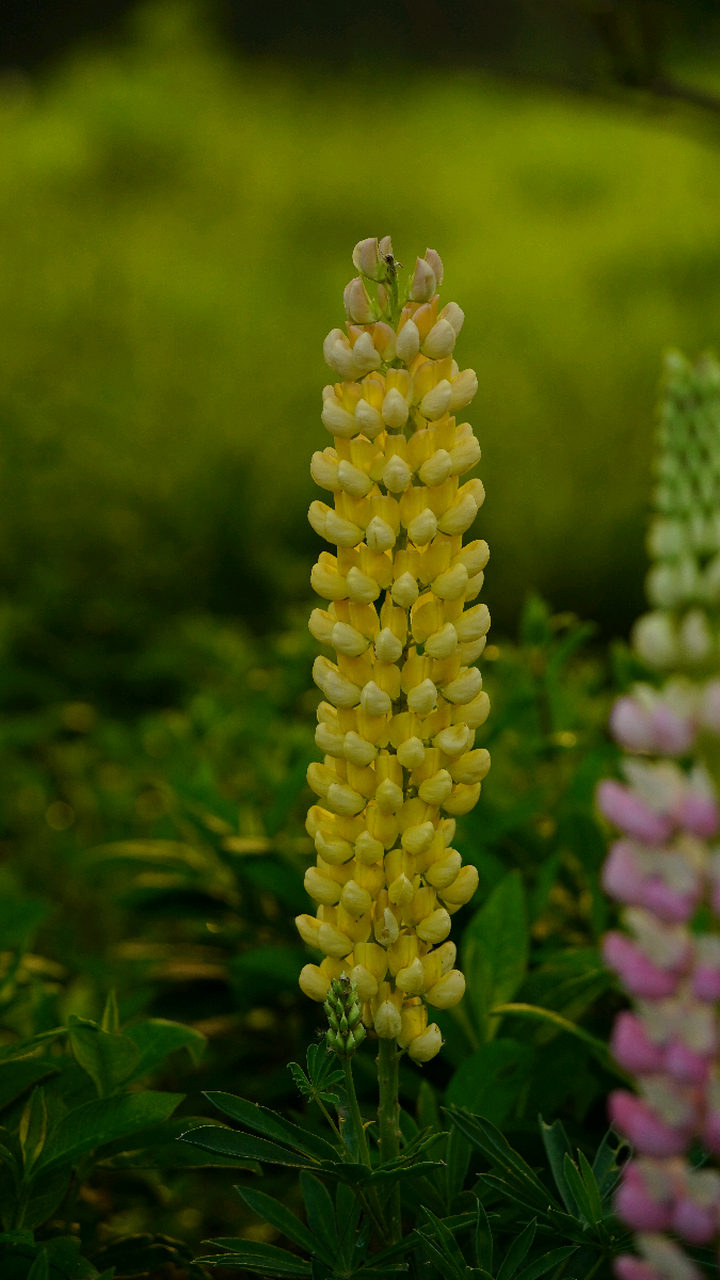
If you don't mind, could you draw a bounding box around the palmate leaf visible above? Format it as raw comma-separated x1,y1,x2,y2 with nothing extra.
289,1042,344,1106
197,1238,312,1277
562,1154,607,1234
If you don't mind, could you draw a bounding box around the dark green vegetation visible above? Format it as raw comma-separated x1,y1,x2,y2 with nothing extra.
1,594,645,1277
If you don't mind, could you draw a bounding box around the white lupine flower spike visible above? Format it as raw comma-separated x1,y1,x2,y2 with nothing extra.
297,238,490,1064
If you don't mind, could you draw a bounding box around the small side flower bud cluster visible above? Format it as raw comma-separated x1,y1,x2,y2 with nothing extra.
324,973,366,1057
297,238,489,1065
599,352,720,1280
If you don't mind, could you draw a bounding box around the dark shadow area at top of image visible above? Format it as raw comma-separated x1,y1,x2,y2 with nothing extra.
4,0,720,79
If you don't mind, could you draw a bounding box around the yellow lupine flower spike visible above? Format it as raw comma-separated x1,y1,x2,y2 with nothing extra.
297,238,491,1064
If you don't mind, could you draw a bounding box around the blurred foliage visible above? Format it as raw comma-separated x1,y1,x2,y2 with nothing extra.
2,1,720,713
0,595,641,1272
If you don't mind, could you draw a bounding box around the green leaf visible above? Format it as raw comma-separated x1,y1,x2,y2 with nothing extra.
237,1186,316,1257
577,1150,605,1226
99,1115,259,1169
14,1169,72,1232
447,1109,559,1213
35,1090,183,1176
203,1091,338,1162
0,1060,59,1112
539,1116,577,1216
124,1018,206,1079
463,872,528,1039
419,1207,466,1280
416,1213,464,1280
300,1172,338,1266
19,1086,47,1175
90,1232,195,1277
68,1018,140,1097
514,1246,578,1280
179,1125,318,1170
496,1219,535,1280
446,1041,534,1126
445,1128,471,1209
26,1251,49,1280
592,1128,627,1207
562,1154,599,1229
198,1239,312,1277
101,990,119,1035
487,1004,625,1078
0,1031,66,1063
474,1200,493,1272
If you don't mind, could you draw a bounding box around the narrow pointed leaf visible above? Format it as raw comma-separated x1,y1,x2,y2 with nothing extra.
577,1151,605,1226
180,1125,316,1169
300,1172,338,1265
446,1128,471,1208
475,1199,493,1272
204,1091,337,1161
419,1207,466,1280
514,1246,579,1280
563,1154,597,1228
447,1109,559,1212
237,1186,316,1256
496,1219,536,1280
198,1239,312,1276
592,1128,627,1206
539,1116,577,1216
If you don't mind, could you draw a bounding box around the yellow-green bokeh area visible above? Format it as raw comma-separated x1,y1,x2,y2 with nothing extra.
3,0,720,700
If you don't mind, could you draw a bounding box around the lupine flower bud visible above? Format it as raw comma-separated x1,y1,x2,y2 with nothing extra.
324,973,367,1056
299,241,489,1063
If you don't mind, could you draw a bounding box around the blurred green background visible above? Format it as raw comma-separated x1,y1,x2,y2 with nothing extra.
2,0,720,713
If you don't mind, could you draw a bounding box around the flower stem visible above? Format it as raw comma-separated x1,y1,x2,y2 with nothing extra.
342,1056,371,1169
377,1037,402,1243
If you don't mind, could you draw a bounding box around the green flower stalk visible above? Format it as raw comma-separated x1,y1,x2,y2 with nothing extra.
296,238,490,1065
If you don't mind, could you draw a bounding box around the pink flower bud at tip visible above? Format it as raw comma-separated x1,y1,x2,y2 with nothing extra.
597,779,673,844
609,1091,691,1157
